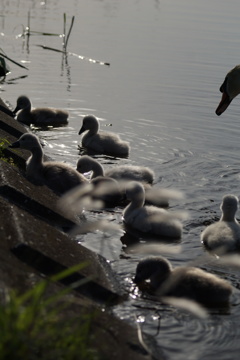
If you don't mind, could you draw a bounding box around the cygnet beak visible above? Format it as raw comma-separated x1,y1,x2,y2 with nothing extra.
78,125,86,135
9,140,20,148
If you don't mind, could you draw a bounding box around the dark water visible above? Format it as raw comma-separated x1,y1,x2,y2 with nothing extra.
2,0,240,359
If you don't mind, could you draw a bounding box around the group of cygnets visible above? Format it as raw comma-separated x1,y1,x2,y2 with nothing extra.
9,64,240,310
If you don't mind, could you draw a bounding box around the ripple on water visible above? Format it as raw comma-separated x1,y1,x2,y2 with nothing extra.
114,291,240,360
157,312,240,360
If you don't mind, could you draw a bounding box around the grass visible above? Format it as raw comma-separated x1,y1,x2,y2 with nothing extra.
0,138,15,165
0,264,99,360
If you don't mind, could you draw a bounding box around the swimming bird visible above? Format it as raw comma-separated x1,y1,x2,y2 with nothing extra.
13,95,69,127
76,155,154,184
134,256,232,306
78,115,130,157
123,181,183,238
201,194,240,253
216,65,240,115
9,133,87,195
63,176,122,210
76,156,122,206
76,156,175,207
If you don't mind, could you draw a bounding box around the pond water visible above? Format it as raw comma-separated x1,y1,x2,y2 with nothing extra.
1,0,240,359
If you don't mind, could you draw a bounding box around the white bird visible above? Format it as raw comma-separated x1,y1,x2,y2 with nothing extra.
76,155,154,184
13,95,69,127
216,65,240,115
201,194,240,253
10,133,87,195
78,115,130,157
134,256,232,306
123,181,183,238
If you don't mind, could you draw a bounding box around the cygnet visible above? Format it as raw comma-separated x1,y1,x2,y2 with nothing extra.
13,95,69,127
201,194,240,253
10,133,87,195
123,181,182,238
134,256,232,306
78,115,130,157
76,155,154,184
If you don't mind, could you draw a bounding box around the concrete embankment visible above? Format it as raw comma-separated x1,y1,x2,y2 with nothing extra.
0,98,163,360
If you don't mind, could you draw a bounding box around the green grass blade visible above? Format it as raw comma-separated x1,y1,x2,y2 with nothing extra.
50,261,89,282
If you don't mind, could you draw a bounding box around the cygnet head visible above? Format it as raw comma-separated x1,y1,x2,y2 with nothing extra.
10,133,41,152
76,155,96,173
220,194,239,221
79,115,99,135
125,181,145,202
134,257,172,285
14,95,31,113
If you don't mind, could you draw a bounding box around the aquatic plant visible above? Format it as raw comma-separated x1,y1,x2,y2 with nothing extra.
17,11,62,40
37,13,110,66
63,12,75,50
37,44,110,66
0,48,28,77
0,54,10,77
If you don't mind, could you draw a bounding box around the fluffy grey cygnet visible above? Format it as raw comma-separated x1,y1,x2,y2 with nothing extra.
10,133,87,195
134,256,232,306
13,95,69,126
78,115,130,156
76,155,154,184
89,176,122,207
201,194,240,253
123,181,182,238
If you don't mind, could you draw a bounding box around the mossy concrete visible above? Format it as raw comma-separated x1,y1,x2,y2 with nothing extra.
0,98,164,360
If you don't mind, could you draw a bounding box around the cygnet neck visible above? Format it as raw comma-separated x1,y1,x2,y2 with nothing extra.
29,143,44,164
90,159,105,178
132,187,145,208
220,211,237,222
87,118,99,135
23,101,31,112
125,190,145,218
220,197,238,222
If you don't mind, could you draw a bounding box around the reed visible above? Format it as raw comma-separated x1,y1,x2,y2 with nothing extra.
0,48,28,73
0,55,10,77
37,13,110,66
64,14,75,50
37,45,110,66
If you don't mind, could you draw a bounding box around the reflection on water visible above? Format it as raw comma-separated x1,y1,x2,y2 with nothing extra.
2,0,240,359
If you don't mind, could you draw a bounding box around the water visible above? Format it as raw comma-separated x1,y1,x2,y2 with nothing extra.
1,0,240,358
